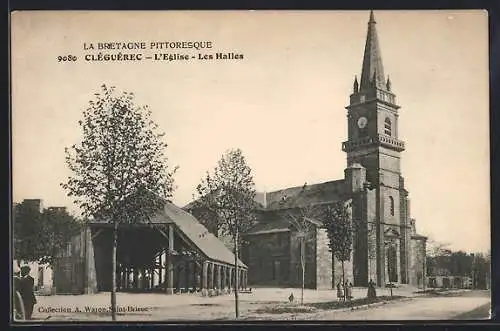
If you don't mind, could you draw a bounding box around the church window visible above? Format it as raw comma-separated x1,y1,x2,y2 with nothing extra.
389,196,395,216
384,117,392,136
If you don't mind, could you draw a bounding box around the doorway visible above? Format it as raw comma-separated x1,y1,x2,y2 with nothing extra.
387,246,398,283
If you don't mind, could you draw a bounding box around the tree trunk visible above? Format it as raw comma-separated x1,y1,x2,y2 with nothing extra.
422,258,426,291
234,226,239,318
111,221,118,321
341,260,345,301
331,253,335,289
300,237,305,305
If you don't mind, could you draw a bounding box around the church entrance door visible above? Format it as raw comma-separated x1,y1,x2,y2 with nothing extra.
387,246,398,283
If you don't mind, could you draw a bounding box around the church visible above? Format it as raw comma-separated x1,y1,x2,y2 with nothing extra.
241,11,427,289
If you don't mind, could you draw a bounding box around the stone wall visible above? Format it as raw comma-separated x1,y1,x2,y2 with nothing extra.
399,180,409,284
54,228,93,294
84,227,97,294
315,228,333,289
366,188,378,284
290,229,317,289
380,184,400,226
379,151,401,174
245,232,290,286
408,237,426,287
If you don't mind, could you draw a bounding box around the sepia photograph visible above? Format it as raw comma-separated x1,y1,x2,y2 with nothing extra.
10,10,490,322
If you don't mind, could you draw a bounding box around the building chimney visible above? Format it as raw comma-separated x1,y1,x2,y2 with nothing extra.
263,191,267,208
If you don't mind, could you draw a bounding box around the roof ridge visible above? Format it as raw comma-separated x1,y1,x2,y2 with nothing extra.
163,201,247,267
261,179,345,195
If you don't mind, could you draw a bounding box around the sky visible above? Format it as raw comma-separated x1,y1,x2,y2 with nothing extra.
11,10,490,253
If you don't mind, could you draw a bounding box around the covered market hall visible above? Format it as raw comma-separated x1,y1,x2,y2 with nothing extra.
53,201,248,295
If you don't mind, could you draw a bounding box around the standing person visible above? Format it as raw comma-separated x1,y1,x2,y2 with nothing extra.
348,282,354,300
19,266,37,320
336,282,343,302
368,279,377,299
344,280,351,302
13,271,24,320
367,279,373,299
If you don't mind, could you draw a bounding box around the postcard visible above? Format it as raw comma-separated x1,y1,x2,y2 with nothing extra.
10,10,490,322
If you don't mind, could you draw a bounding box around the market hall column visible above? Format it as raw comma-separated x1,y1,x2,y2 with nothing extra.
209,263,215,290
165,224,174,294
202,261,208,290
216,264,222,291
221,265,227,290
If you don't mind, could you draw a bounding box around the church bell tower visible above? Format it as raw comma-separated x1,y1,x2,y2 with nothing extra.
342,11,409,287
342,10,405,183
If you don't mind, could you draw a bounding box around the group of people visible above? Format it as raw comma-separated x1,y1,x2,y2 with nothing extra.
336,280,354,302
13,265,37,320
336,279,378,302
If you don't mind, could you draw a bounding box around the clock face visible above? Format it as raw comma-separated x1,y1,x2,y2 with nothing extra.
357,116,368,129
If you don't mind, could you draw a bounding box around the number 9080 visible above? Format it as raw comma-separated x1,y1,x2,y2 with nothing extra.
57,55,77,62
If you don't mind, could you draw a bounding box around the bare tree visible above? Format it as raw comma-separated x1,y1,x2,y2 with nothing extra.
426,237,452,257
274,183,331,305
285,203,322,305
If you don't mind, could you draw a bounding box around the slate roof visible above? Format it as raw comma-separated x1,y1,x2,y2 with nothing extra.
184,190,265,211
262,179,346,210
89,201,246,268
184,179,346,213
162,202,247,268
245,218,291,236
244,180,347,235
183,180,347,236
360,10,387,91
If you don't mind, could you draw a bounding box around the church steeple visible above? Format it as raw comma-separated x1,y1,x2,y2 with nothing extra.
360,10,386,91
344,9,404,160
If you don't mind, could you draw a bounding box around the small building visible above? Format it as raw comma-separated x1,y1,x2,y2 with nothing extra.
53,201,247,295
426,275,472,289
408,221,428,288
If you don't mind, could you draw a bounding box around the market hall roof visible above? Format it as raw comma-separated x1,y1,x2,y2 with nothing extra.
162,201,247,268
88,201,247,268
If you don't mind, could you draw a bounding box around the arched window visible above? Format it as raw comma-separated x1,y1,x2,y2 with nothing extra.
384,117,392,136
389,196,395,216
